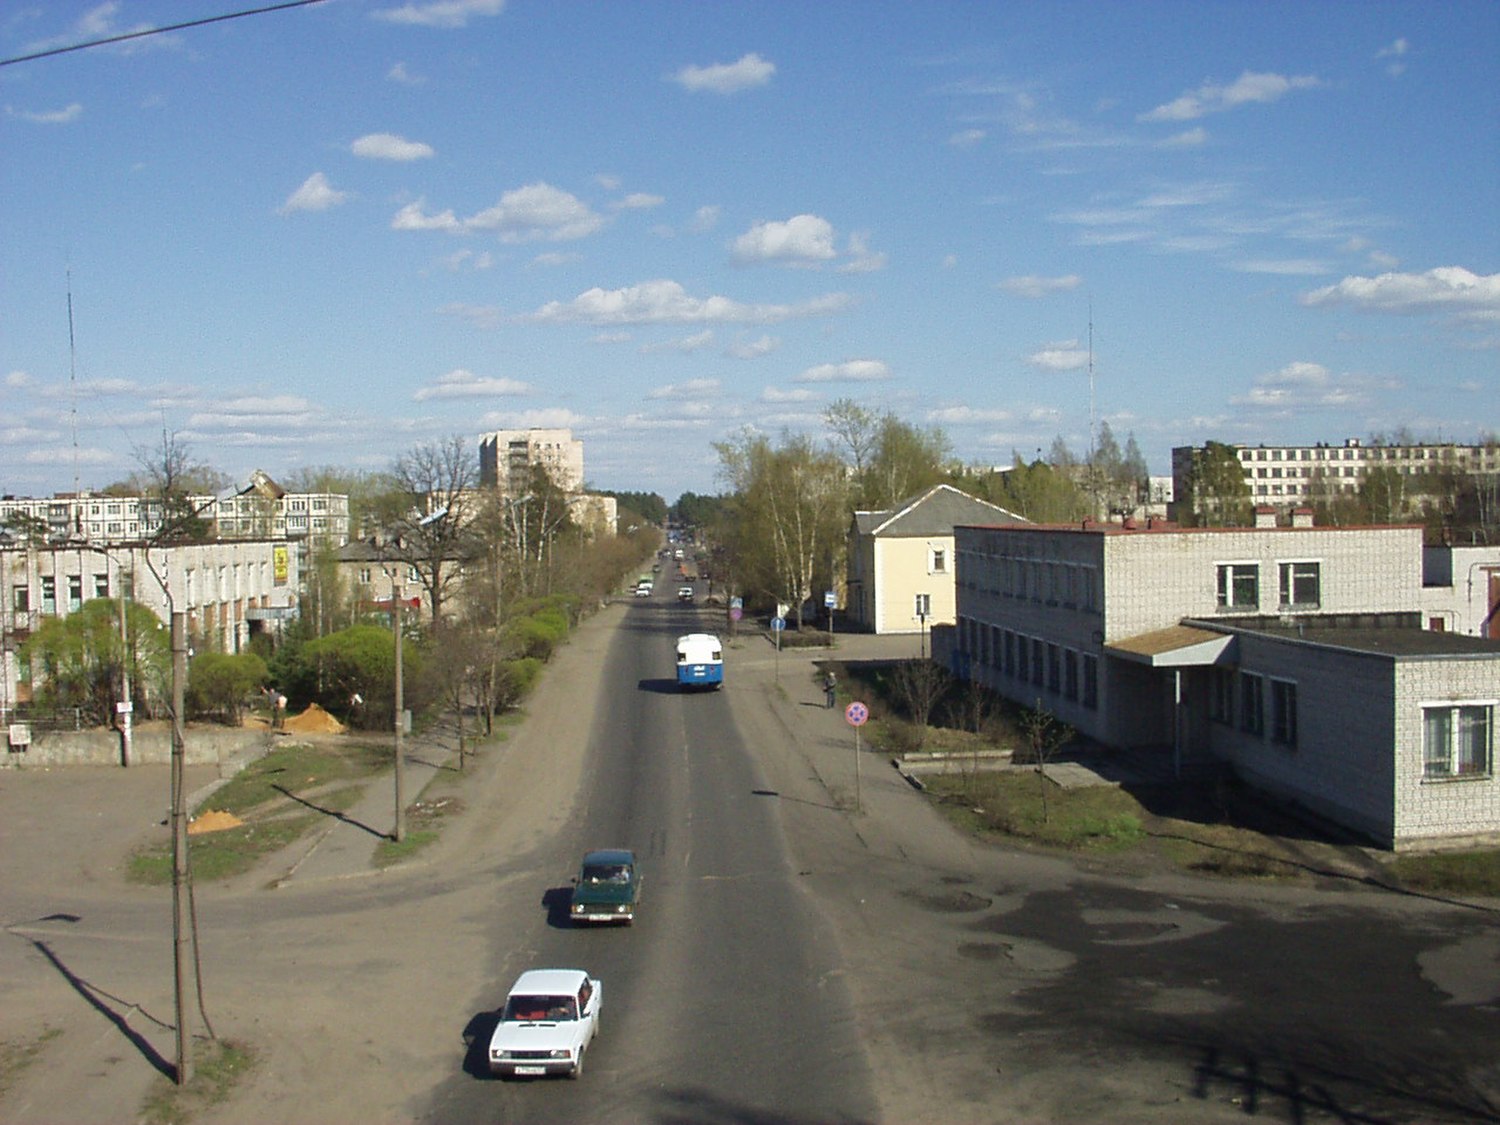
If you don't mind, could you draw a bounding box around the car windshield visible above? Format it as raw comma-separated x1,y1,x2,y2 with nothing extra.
505,995,577,1021
581,863,630,884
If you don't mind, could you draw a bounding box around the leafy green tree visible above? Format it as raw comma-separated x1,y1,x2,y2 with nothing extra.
715,428,848,626
1179,441,1251,527
19,599,169,723
188,651,269,725
1,511,50,545
295,623,426,727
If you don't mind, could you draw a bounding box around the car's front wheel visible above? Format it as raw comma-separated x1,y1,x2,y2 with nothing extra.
569,1048,585,1079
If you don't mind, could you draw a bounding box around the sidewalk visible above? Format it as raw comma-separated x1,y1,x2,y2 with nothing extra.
270,724,462,887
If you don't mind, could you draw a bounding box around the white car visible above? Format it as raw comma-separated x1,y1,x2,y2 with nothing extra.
488,968,602,1079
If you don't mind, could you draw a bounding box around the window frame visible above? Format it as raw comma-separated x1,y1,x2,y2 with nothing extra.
1278,559,1322,610
1216,562,1260,611
1422,702,1494,780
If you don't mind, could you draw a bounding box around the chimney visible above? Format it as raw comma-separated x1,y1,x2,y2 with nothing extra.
1291,507,1314,528
1122,516,1137,530
1254,506,1278,529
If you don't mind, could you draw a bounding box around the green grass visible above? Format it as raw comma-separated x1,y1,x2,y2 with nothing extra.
140,1038,257,1125
372,794,463,868
0,1026,61,1099
1385,849,1500,897
202,741,391,817
128,814,320,885
926,771,1148,852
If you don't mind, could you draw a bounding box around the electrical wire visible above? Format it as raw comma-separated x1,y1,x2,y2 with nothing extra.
0,0,328,68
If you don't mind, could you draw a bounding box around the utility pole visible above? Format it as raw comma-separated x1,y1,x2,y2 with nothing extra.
170,611,191,1085
391,571,406,843
116,559,132,767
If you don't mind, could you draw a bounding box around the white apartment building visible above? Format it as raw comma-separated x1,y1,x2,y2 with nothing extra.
1,539,300,717
1171,437,1500,509
949,513,1500,849
479,429,585,495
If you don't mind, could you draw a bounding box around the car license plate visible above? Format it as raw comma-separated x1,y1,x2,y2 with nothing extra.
513,1065,546,1076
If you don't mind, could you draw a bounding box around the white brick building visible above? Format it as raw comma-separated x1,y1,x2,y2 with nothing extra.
949,515,1500,849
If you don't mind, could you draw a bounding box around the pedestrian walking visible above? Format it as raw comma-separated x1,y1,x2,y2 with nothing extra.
824,670,837,709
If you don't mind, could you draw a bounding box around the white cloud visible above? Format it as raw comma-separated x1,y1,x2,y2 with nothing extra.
998,274,1081,298
372,0,505,28
528,251,579,268
523,279,852,326
839,231,888,274
949,128,986,148
393,183,605,242
732,214,837,265
1300,267,1500,321
387,61,424,85
672,52,775,94
6,370,35,388
1231,258,1331,276
762,386,817,403
648,378,720,400
7,103,83,125
414,369,530,401
689,205,721,233
1376,37,1409,77
927,405,1013,424
1139,71,1321,122
477,407,586,431
351,132,434,161
727,334,779,359
794,359,891,383
1230,361,1378,411
640,330,715,355
467,182,606,242
613,192,666,211
1026,341,1089,372
1157,127,1208,148
279,172,348,214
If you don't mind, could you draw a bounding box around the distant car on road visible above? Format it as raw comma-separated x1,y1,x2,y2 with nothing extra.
570,848,641,925
677,585,694,602
488,968,602,1079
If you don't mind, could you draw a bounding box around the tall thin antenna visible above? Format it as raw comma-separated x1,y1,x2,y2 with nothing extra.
1087,296,1096,463
67,270,81,508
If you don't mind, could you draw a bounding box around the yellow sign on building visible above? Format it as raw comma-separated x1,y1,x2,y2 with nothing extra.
273,545,289,585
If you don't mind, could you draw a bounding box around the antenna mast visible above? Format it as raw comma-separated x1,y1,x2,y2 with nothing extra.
67,270,81,510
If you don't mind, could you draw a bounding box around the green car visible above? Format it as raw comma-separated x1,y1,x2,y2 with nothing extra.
570,849,641,926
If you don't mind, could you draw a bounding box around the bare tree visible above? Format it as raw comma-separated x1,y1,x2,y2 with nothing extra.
889,658,952,747
1018,700,1074,823
377,436,482,627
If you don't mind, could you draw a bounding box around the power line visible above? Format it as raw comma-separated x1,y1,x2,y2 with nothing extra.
0,0,328,68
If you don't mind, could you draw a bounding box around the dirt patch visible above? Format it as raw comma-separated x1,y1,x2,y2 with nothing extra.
189,809,244,835
283,703,345,734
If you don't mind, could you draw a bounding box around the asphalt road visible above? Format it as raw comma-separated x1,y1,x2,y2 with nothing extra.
423,599,878,1123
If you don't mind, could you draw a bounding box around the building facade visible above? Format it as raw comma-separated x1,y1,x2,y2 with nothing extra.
949,514,1500,849
846,484,1027,635
1171,437,1500,511
1,539,300,717
479,429,585,495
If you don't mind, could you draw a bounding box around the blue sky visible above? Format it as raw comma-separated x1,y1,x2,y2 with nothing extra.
3,0,1497,501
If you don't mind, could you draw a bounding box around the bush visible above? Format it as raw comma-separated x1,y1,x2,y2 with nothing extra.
188,651,269,725
493,657,542,710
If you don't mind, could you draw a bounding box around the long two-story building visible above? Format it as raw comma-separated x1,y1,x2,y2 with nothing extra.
948,510,1500,850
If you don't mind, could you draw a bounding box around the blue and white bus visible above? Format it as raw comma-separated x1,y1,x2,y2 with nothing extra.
676,633,723,690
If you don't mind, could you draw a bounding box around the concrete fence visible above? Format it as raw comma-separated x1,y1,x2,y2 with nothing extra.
3,725,274,771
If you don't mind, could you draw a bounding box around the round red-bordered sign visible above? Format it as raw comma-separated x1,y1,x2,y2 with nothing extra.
844,701,869,727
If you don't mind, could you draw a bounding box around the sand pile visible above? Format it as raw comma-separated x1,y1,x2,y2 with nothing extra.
188,809,243,835
283,702,346,734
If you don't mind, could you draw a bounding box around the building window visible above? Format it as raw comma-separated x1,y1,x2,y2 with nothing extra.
1003,630,1016,677
41,576,56,615
914,593,931,620
1278,561,1321,610
13,585,29,613
1423,705,1492,778
1271,680,1298,747
1082,655,1098,709
1017,633,1030,682
95,572,110,599
1217,564,1259,610
1064,650,1079,701
929,546,947,574
1047,644,1060,693
67,575,83,612
1240,672,1264,736
1031,638,1045,687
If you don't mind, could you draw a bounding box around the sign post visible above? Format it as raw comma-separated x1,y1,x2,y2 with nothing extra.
771,615,785,681
844,700,869,813
824,589,836,647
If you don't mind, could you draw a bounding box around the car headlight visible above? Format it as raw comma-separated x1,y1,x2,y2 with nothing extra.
571,903,584,913
616,904,629,913
548,1049,571,1060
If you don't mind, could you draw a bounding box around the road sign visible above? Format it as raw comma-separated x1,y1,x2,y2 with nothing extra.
844,701,868,727
824,590,836,608
729,607,743,622
771,616,785,632
730,596,743,610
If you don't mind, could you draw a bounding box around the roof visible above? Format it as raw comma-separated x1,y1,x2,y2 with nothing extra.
509,969,589,995
581,848,635,866
1107,625,1237,667
1217,621,1500,659
854,483,1028,539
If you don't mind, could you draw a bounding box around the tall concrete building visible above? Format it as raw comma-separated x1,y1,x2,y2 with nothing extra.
479,429,585,495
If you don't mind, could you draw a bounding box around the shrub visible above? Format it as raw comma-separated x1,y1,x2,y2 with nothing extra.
188,651,270,725
493,657,542,710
